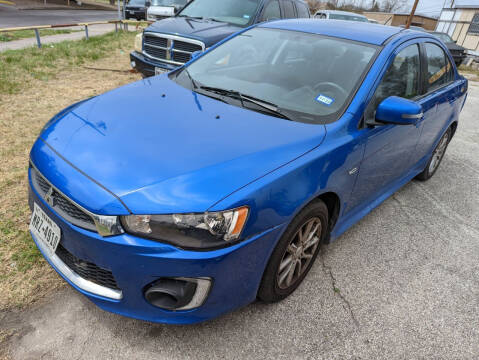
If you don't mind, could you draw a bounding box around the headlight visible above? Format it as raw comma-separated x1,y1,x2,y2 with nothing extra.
121,206,249,249
134,32,143,53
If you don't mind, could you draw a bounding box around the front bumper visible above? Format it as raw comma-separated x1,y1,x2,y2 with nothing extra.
130,51,179,78
28,168,285,324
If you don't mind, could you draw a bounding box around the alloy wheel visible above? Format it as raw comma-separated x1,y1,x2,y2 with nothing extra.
429,132,450,174
277,217,322,289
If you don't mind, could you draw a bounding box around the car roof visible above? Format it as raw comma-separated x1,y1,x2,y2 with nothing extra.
260,19,408,46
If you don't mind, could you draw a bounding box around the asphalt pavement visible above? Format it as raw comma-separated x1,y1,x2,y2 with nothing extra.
2,81,479,359
0,5,117,28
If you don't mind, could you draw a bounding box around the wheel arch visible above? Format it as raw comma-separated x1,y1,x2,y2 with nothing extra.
315,192,341,243
450,121,458,139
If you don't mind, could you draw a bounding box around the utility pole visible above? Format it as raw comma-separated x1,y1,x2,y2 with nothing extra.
117,0,121,23
405,0,419,29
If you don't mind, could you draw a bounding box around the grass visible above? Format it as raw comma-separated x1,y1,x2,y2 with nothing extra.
0,30,141,311
0,30,137,97
0,29,80,42
458,65,479,81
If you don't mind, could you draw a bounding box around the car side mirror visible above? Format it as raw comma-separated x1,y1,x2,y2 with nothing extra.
191,50,202,60
374,96,423,126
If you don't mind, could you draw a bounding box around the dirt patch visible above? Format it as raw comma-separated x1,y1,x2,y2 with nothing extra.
0,41,141,313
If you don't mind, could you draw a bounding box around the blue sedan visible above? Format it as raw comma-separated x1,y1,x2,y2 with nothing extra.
28,19,468,324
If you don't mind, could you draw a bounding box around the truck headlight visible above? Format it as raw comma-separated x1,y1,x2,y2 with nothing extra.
134,32,143,53
121,207,249,250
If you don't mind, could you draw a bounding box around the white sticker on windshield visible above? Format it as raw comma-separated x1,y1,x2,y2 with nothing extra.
243,14,250,19
315,94,335,106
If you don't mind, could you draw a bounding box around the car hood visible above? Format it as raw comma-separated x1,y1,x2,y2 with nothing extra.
146,17,241,46
39,76,326,214
445,42,466,51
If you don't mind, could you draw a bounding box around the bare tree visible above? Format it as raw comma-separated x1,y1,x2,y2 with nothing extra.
382,0,407,12
306,0,322,13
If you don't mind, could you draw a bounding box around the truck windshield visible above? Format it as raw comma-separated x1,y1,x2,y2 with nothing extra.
434,33,453,43
178,0,261,26
151,0,187,6
128,0,145,5
176,28,377,124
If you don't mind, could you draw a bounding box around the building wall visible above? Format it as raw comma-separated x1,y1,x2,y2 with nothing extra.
363,12,437,30
436,8,479,52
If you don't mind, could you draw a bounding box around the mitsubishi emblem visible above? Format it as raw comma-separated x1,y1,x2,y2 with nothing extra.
44,187,55,207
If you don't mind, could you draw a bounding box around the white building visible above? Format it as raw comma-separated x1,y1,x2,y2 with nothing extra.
436,0,479,52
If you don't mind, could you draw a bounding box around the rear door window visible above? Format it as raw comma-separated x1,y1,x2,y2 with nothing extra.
282,0,296,18
295,2,309,18
262,0,281,21
425,43,451,92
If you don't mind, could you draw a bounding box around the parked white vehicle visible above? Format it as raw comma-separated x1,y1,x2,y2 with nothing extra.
314,10,368,22
146,0,189,21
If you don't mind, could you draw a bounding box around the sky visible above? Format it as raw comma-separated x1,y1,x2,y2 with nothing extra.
406,0,444,17
403,0,479,17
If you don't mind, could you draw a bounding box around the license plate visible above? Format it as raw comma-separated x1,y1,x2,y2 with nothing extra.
30,203,61,256
155,67,167,76
129,10,134,14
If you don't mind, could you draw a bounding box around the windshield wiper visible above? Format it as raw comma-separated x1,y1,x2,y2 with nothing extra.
198,86,293,121
205,18,224,23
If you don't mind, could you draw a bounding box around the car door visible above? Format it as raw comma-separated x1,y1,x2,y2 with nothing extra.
346,42,424,213
414,41,462,161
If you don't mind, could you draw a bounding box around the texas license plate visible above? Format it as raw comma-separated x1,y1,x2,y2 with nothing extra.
155,67,167,76
30,203,61,255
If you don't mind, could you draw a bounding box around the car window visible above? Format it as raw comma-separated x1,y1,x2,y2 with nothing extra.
178,0,260,26
329,13,368,22
365,44,420,121
151,0,187,5
425,43,451,92
434,33,453,43
295,2,309,18
177,28,377,124
262,0,281,21
282,0,296,18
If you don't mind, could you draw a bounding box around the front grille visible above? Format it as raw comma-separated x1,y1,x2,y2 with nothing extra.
174,40,202,53
143,33,204,65
31,167,97,232
56,244,120,291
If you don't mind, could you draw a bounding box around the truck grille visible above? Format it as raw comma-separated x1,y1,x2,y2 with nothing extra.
31,166,97,232
56,243,120,291
143,33,204,66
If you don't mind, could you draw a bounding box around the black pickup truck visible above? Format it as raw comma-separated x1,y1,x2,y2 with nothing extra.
130,0,311,77
431,32,467,66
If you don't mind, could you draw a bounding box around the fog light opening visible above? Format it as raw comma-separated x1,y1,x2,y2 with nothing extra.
144,277,211,311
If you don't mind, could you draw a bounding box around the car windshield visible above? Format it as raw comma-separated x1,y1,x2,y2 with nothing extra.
178,0,260,26
329,13,368,22
151,0,187,6
175,28,377,124
129,0,145,5
434,33,453,42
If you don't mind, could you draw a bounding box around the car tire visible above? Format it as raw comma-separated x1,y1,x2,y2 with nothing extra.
257,199,329,303
416,127,452,181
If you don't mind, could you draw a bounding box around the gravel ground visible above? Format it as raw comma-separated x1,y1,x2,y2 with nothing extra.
1,81,478,360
